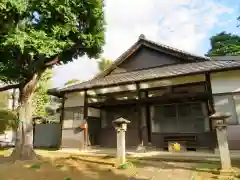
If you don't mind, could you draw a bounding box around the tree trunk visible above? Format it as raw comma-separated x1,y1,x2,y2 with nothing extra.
11,89,16,111
10,75,39,160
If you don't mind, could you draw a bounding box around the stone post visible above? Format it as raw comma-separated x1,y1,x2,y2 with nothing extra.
210,112,231,170
112,117,130,165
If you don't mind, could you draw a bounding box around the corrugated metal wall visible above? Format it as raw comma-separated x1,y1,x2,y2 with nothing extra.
0,124,61,148
34,124,61,148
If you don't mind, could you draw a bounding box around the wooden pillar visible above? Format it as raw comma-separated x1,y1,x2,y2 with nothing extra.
84,90,88,119
12,88,16,111
83,90,89,149
136,82,144,148
145,91,151,143
205,73,215,130
58,94,65,149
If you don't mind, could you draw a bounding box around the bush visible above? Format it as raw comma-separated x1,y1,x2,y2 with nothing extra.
0,109,18,133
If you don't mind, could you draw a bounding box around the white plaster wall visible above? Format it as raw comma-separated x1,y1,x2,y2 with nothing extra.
211,69,240,150
64,92,100,117
211,70,240,94
65,92,84,108
63,120,83,129
227,125,240,150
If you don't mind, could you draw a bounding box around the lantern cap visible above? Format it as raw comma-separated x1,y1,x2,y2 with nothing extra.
112,117,130,124
209,112,231,120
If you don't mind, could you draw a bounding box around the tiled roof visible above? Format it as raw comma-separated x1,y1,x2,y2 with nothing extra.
210,56,240,61
60,60,240,92
141,36,210,61
96,35,210,78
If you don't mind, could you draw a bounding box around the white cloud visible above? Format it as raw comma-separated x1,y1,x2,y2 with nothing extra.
53,0,232,87
52,57,98,87
104,0,232,58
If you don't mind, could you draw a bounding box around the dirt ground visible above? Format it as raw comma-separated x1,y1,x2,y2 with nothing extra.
0,149,240,180
0,149,135,180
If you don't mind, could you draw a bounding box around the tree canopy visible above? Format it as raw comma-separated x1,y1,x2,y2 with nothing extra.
0,0,105,89
207,31,240,56
0,0,105,160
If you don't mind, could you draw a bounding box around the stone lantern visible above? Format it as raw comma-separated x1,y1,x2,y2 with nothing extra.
112,117,130,165
211,112,229,129
210,112,231,170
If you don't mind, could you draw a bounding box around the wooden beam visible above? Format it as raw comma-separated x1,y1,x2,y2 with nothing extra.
87,81,205,97
205,73,215,113
88,92,209,108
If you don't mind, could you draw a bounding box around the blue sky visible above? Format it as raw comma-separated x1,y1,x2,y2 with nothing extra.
52,0,240,88
203,0,240,54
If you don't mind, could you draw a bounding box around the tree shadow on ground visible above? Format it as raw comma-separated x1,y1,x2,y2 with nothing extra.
0,154,139,180
131,158,240,174
131,159,219,173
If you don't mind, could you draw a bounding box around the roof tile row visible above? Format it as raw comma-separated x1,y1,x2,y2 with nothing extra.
60,60,240,92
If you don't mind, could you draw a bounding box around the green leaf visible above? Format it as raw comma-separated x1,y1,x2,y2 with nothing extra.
30,164,41,169
207,31,240,56
64,178,72,180
118,162,134,169
0,0,105,85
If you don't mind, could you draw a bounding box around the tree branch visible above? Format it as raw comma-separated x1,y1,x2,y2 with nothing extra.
43,43,83,68
0,84,20,92
44,56,59,67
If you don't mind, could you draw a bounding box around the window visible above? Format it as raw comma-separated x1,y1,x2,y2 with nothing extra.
213,95,238,125
178,103,205,132
151,102,207,133
152,104,178,133
178,103,191,117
